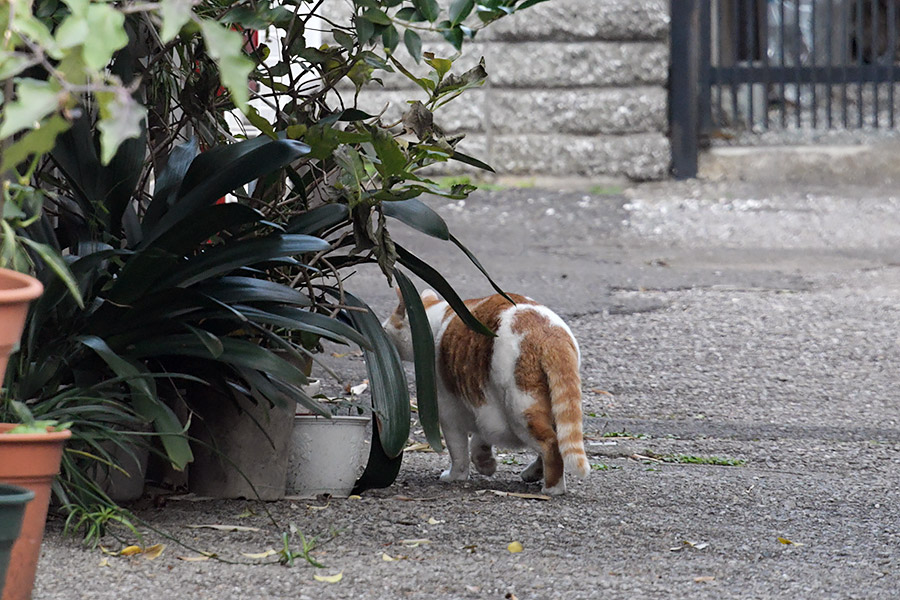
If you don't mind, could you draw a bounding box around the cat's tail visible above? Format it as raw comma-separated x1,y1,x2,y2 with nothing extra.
544,342,590,478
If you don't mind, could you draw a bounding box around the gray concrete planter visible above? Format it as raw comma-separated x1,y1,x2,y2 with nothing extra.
189,392,294,501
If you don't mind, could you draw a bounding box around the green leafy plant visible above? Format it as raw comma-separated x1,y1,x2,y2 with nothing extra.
1,0,548,527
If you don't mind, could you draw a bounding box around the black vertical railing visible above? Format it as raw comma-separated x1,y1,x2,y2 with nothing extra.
670,0,900,179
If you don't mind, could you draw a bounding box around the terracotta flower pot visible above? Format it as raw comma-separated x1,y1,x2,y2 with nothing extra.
0,484,34,599
0,268,43,390
0,424,71,600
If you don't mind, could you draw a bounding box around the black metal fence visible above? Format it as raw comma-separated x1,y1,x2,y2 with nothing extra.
671,0,900,178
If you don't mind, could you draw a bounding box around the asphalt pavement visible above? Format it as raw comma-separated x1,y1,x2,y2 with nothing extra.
32,176,900,599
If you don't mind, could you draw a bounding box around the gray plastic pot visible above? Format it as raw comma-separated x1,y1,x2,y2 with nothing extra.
0,484,34,597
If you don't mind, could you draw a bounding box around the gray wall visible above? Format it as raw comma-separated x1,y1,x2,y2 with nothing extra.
344,0,671,181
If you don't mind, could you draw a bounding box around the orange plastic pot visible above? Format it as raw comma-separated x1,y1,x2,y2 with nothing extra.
0,424,71,600
0,268,43,390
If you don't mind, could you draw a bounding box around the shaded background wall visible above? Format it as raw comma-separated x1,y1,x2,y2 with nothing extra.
328,0,671,180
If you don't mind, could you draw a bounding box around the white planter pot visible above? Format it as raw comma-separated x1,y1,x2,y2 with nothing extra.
286,415,369,498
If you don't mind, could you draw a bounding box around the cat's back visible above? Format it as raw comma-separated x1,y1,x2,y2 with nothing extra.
435,293,577,404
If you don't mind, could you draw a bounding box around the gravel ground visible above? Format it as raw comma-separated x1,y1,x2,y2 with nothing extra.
32,177,900,599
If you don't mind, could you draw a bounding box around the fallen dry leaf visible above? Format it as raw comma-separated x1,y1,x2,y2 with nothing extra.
119,546,143,556
382,552,409,561
347,495,362,500
313,571,343,583
477,489,552,501
507,541,524,553
694,576,716,583
241,549,276,559
177,554,213,562
777,537,804,546
349,381,368,396
142,544,165,560
98,558,110,568
306,503,330,511
399,538,431,548
426,517,444,525
403,442,434,453
186,524,261,532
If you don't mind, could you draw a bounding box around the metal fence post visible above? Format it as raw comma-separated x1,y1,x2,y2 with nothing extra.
670,0,702,179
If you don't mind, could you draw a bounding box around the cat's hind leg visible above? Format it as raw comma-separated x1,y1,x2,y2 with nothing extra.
439,423,471,482
470,434,496,476
520,456,543,483
525,410,566,496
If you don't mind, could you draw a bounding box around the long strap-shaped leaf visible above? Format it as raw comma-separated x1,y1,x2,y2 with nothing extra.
351,418,403,494
383,198,511,303
394,269,442,452
78,336,194,470
109,203,271,304
394,244,495,337
285,203,350,235
156,234,330,290
340,291,410,459
142,137,311,248
128,334,309,389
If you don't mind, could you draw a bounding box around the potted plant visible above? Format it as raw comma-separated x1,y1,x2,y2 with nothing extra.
287,392,372,499
0,484,34,599
0,0,541,528
0,419,71,600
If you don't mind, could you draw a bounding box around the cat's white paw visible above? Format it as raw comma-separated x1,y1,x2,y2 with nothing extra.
440,468,469,482
541,481,566,496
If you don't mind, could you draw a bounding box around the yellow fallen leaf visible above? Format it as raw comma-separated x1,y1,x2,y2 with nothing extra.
241,549,277,559
98,558,110,568
777,537,804,546
427,517,444,525
313,571,343,583
177,555,212,562
306,503,330,511
382,553,396,562
347,495,362,500
404,442,433,453
507,541,523,553
399,539,431,548
694,576,715,583
236,509,255,519
99,546,118,556
142,544,165,560
119,545,143,556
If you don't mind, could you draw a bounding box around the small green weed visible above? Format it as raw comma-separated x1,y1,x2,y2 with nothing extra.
278,524,326,568
590,463,620,471
588,184,624,196
642,451,745,466
63,504,142,548
665,454,745,466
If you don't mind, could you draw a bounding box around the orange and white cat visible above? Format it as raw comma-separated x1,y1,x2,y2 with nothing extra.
384,289,589,495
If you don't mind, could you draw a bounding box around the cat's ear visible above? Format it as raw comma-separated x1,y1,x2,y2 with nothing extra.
421,289,438,301
393,286,407,317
